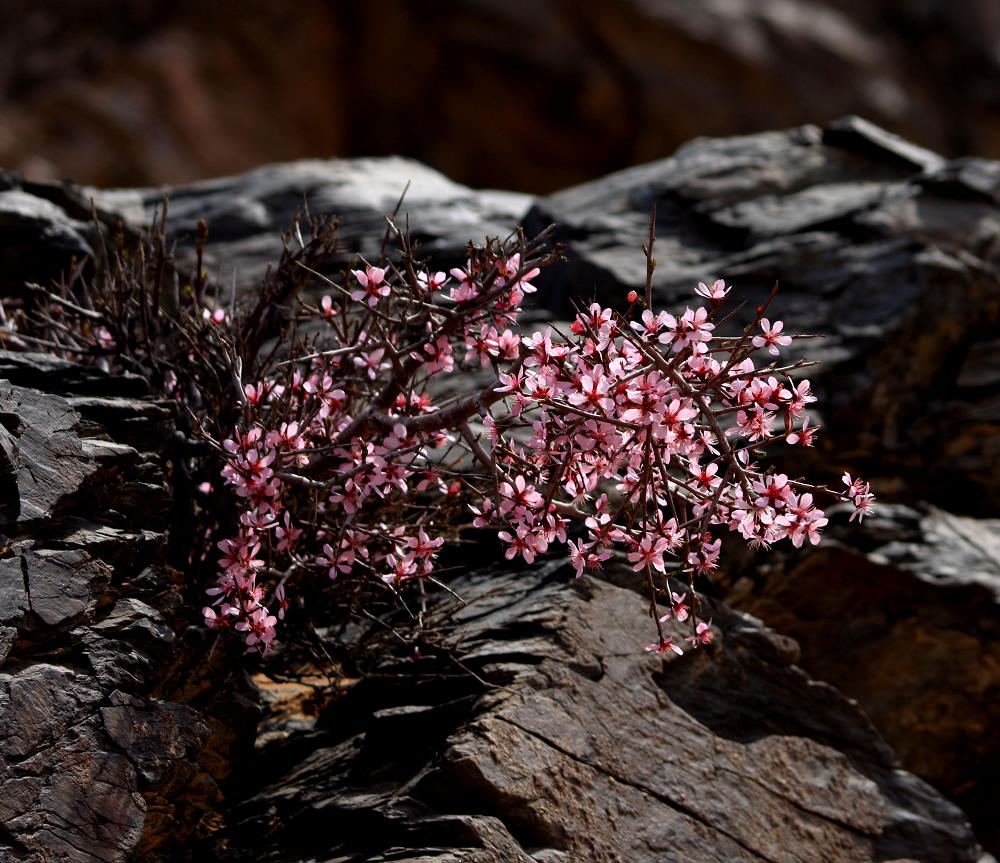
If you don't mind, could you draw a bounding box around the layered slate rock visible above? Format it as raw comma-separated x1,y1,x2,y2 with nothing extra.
727,504,1000,855
0,172,130,300
89,158,534,292
524,116,1000,516
0,354,248,863
225,564,986,863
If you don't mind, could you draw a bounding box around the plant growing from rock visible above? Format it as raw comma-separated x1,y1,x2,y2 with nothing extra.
197,215,873,657
10,209,873,659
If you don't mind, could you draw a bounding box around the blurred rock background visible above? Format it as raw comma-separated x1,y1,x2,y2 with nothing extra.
3,0,1000,191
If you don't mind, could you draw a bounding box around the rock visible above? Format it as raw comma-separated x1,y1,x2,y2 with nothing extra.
88,157,533,291
0,664,147,863
100,691,210,792
3,118,1000,861
0,380,97,526
223,565,986,863
726,503,1000,856
0,174,132,301
0,354,238,862
522,116,1000,515
4,1,1000,193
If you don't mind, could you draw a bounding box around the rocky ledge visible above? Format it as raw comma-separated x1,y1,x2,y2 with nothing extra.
1,116,997,861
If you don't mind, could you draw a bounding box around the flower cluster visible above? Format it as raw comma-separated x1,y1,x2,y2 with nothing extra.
204,229,872,656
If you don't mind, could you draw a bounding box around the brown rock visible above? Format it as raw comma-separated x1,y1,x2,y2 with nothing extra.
4,1,1000,192
225,566,985,862
727,503,1000,855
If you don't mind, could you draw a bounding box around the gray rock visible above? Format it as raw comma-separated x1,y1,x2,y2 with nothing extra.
728,503,1000,857
0,380,96,526
228,566,985,863
88,157,534,291
3,118,999,862
101,690,210,791
21,547,110,629
0,354,224,862
521,117,1000,514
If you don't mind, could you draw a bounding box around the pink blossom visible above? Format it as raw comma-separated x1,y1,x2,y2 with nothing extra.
687,620,714,648
448,267,480,303
465,325,500,368
469,497,496,528
499,253,539,293
568,369,614,414
204,262,873,657
660,307,714,353
495,328,521,361
382,553,419,587
416,270,449,294
217,531,264,574
566,538,591,577
351,265,391,307
317,543,341,579
688,459,721,493
353,347,388,380
784,379,816,415
695,279,730,301
658,591,690,623
786,417,819,447
752,319,792,355
731,407,774,442
646,637,684,656
203,606,232,629
236,607,278,651
687,537,722,576
630,309,668,340
402,528,444,572
274,584,289,620
653,517,685,549
842,473,867,499
319,294,337,322
276,512,303,552
777,493,828,547
498,525,539,563
753,473,792,509
628,536,669,573
203,307,228,325
245,382,269,406
850,496,875,522
419,334,455,375
499,475,544,515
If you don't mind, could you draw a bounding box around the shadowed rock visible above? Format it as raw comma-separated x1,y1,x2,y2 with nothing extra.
225,565,986,863
0,355,239,863
727,504,1000,856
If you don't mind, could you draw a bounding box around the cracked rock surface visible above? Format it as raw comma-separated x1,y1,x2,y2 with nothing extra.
225,566,986,863
727,504,1000,855
0,355,249,863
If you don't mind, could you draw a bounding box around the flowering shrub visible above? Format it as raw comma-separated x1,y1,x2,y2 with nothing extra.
198,219,874,657
7,207,872,660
